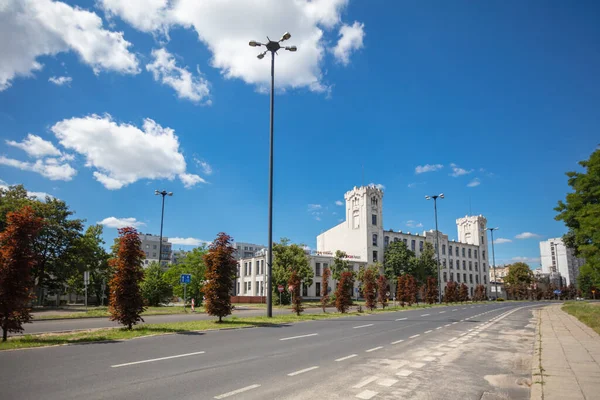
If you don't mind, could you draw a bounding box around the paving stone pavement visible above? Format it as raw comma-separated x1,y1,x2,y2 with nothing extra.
531,304,600,400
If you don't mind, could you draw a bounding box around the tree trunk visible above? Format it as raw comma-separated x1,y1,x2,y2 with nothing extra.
2,319,7,342
219,315,222,323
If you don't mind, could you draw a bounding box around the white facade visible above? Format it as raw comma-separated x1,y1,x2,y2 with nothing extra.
140,233,172,267
540,238,584,286
233,242,266,260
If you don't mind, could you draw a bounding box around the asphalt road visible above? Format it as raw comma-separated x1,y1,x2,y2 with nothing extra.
0,302,543,400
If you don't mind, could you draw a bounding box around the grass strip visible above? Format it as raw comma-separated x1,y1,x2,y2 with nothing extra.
562,301,600,335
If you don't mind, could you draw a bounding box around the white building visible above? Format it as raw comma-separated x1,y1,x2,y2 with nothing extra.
140,233,172,267
235,185,490,299
539,237,584,286
233,242,266,260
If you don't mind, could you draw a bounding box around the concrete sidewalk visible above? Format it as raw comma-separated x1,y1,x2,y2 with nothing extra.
531,304,600,400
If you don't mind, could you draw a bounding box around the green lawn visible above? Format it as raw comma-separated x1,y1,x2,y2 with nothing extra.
34,306,200,320
562,301,600,335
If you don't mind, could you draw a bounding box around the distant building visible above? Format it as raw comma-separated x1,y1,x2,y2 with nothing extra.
171,249,189,265
139,233,172,267
233,242,266,260
539,238,585,286
489,265,510,284
533,268,565,288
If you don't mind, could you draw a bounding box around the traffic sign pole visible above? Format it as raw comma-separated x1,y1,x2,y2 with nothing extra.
183,284,187,312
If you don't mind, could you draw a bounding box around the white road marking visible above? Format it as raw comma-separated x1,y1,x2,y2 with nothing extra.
391,339,405,345
452,309,458,311
279,333,318,341
448,337,458,342
422,356,436,362
356,390,378,399
111,351,205,368
396,369,413,377
336,354,358,362
410,362,426,369
377,378,398,387
459,332,468,336
409,334,420,339
452,322,458,325
214,385,261,399
353,324,374,329
424,330,433,334
366,346,383,352
288,366,319,376
396,317,407,321
436,326,442,330
444,324,451,327
353,376,378,389
462,308,467,310
421,313,430,317
431,351,445,356
439,311,446,314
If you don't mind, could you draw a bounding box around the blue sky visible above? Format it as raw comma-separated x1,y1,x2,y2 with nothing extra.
1,0,598,267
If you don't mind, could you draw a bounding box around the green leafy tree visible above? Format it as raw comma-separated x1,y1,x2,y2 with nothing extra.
203,233,237,322
0,206,43,341
384,241,415,280
377,275,388,309
272,238,313,305
414,242,438,286
164,246,208,303
0,185,37,232
359,265,378,311
109,228,146,329
141,262,173,306
331,250,352,281
335,271,354,313
321,267,331,312
288,271,304,316
555,148,600,289
505,262,533,299
578,264,599,298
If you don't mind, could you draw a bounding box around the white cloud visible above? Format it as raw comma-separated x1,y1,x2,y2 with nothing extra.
407,183,416,188
0,156,76,181
98,0,361,92
6,134,61,157
50,114,206,189
308,203,323,220
0,0,139,91
511,256,540,264
170,237,207,246
332,21,364,65
146,48,210,103
98,216,145,229
494,238,512,244
368,183,385,190
308,204,322,211
406,220,423,228
415,164,443,174
195,158,213,175
335,200,343,206
450,163,473,177
467,178,481,187
48,76,72,86
0,180,53,201
515,232,541,240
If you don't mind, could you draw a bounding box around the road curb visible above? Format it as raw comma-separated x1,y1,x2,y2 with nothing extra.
530,307,544,400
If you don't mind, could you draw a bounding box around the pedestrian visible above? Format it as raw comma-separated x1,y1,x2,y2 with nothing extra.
191,298,195,312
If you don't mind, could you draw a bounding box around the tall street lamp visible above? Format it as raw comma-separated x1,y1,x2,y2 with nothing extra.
250,33,297,318
425,193,444,303
155,190,173,268
486,227,499,300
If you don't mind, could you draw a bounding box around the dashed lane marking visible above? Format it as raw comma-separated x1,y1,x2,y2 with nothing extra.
421,314,430,317
356,390,378,399
111,351,205,368
409,334,420,339
396,317,407,321
366,346,383,353
336,354,358,362
396,369,413,377
424,330,433,334
280,333,318,341
391,339,404,345
353,376,378,389
288,366,319,376
377,378,399,387
214,384,261,399
353,324,374,329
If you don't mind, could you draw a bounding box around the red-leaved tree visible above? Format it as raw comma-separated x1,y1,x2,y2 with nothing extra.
444,281,458,303
362,268,377,311
0,206,43,342
288,271,304,316
425,276,438,304
473,284,486,301
405,274,417,306
335,271,354,313
459,283,469,303
377,275,388,309
203,232,237,322
321,267,330,312
109,227,146,329
396,275,407,307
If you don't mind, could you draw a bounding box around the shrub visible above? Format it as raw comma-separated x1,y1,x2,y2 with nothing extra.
335,271,354,313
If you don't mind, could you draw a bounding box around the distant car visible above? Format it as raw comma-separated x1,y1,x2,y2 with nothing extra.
576,297,585,301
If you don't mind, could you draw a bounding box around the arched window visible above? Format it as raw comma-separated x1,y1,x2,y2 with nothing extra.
372,233,378,246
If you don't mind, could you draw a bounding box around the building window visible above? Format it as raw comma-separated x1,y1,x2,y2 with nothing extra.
443,259,447,268
450,259,454,269
153,244,157,249
464,273,467,282
303,284,308,297
483,263,486,272
419,241,424,251
450,272,454,282
481,235,484,244
469,274,473,284
470,287,474,296
484,276,487,284
449,245,452,255
457,273,460,282
443,272,447,282
261,260,265,274
373,251,378,262
249,262,253,275
455,247,459,257
353,211,360,229
411,240,416,251
468,249,472,258
244,246,248,250
483,250,486,259
474,249,478,258
442,244,446,255
475,262,478,271
462,248,466,257
372,214,377,226
237,282,240,294
256,261,260,274
394,238,399,242
384,236,389,247
323,263,328,273
373,233,378,246
237,264,240,277
152,252,156,258
462,260,466,270
316,282,321,297
469,261,472,270
316,262,321,277
476,275,479,284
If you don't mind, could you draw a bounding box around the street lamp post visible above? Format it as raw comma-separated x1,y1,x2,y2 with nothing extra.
249,33,297,318
425,194,444,303
487,227,499,300
155,190,173,268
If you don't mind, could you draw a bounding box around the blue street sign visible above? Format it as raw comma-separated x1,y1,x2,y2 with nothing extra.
180,274,191,284
355,287,359,293
553,290,561,295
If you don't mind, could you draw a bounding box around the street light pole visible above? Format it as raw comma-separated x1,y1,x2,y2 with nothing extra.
487,227,499,300
155,190,173,268
249,33,297,318
426,194,444,303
